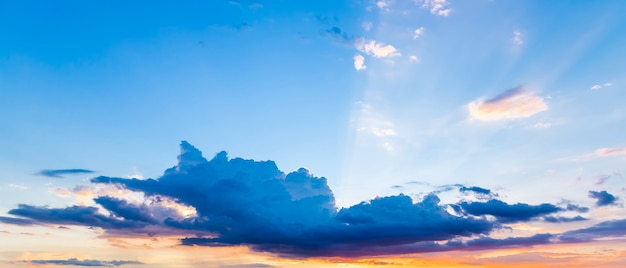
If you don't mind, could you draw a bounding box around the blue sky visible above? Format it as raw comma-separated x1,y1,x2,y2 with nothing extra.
2,1,626,267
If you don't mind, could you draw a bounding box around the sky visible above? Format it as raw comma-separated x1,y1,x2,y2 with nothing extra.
1,0,626,267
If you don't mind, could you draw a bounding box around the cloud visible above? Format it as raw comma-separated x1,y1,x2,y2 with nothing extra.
2,142,500,257
353,54,366,70
0,216,36,225
358,40,400,58
595,147,626,157
513,31,523,45
588,190,618,206
590,82,613,90
416,0,453,16
24,258,142,267
8,183,28,190
0,142,614,257
468,86,548,121
36,169,95,178
534,122,551,128
409,55,420,62
560,218,626,242
458,199,561,223
362,21,372,31
413,27,424,39
377,0,390,10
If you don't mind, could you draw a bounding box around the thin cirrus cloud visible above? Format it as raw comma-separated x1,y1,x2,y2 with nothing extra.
468,86,548,121
23,258,142,267
35,169,95,178
413,27,425,39
0,142,617,258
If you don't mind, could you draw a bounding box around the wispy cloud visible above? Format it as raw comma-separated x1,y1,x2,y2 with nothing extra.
468,86,548,121
595,147,626,157
362,21,372,31
416,0,453,16
409,55,420,62
23,258,142,267
377,0,390,11
353,54,366,71
533,122,552,128
413,27,425,39
8,183,29,190
590,82,612,90
36,169,95,178
513,31,523,45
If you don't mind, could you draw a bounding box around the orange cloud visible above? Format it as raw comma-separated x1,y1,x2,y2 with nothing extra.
469,86,547,121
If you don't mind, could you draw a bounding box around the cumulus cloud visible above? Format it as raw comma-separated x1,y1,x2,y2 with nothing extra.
588,190,618,206
353,54,366,70
357,40,400,58
24,258,142,267
468,86,548,121
36,169,95,178
0,142,610,257
413,27,424,39
416,0,453,16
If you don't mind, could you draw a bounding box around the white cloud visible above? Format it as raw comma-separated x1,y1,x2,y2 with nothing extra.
416,0,453,16
8,183,28,190
362,21,373,31
591,82,612,90
533,122,552,128
358,40,400,58
414,27,425,39
377,0,390,10
354,54,367,71
468,86,548,121
409,55,420,62
513,31,523,45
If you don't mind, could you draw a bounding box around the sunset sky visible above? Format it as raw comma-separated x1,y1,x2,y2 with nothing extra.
2,0,626,267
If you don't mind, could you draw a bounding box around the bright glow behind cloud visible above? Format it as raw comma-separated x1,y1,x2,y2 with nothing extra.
468,86,548,121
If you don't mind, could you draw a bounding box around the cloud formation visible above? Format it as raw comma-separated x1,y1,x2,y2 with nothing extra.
595,147,626,157
36,169,95,178
24,258,142,267
468,86,548,121
513,31,523,45
353,54,366,70
0,142,613,257
358,40,400,58
413,27,424,39
590,82,612,90
588,190,618,206
417,0,453,16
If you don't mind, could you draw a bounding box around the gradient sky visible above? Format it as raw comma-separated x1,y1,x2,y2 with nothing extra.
2,1,626,267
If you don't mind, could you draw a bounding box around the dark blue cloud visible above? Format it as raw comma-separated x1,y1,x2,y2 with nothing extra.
0,216,36,225
459,199,561,223
25,258,142,267
560,218,626,242
459,186,493,196
0,141,606,257
588,190,618,206
542,215,587,223
36,168,95,178
8,204,147,230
